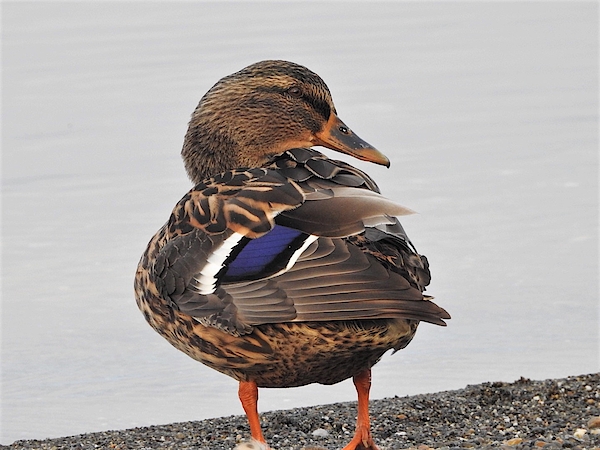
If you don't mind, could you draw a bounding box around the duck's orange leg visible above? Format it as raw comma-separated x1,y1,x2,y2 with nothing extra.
239,380,266,443
341,369,379,450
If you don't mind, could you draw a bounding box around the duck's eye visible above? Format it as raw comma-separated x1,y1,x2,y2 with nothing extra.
287,86,303,98
339,126,350,135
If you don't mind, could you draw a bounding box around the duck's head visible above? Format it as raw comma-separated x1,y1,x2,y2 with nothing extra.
182,60,390,183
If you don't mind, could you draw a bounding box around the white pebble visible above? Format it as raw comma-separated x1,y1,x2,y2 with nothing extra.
235,440,268,450
574,428,587,439
312,428,329,438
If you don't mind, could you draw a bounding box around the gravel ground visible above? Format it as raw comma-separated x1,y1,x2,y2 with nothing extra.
5,373,599,450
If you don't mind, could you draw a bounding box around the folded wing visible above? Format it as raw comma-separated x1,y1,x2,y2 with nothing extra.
149,149,449,335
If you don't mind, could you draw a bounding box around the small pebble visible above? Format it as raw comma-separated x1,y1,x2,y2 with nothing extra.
573,428,587,439
588,416,600,429
505,437,523,446
235,441,268,450
312,428,329,438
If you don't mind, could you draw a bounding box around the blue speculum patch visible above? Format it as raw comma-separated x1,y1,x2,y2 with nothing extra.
224,225,307,280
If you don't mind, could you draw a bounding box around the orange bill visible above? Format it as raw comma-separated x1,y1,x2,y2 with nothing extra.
313,113,390,167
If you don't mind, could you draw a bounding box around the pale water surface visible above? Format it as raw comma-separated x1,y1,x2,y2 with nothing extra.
2,2,598,444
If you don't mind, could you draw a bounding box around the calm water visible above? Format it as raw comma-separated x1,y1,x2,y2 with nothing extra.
2,2,598,444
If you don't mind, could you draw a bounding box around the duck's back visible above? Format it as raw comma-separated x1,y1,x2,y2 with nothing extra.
134,148,448,387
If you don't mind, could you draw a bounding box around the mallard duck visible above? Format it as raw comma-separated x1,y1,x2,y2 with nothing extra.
134,60,449,450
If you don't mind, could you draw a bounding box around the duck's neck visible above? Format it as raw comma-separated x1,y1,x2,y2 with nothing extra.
182,88,293,183
181,120,243,184
182,122,291,185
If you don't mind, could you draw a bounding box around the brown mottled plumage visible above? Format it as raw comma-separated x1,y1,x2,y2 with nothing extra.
135,60,449,450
